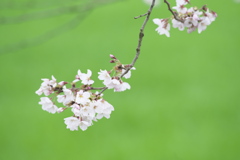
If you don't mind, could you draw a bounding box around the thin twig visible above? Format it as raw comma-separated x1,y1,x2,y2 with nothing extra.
98,87,108,95
134,13,148,19
98,0,156,95
121,0,156,78
0,0,118,55
164,0,184,23
90,87,107,90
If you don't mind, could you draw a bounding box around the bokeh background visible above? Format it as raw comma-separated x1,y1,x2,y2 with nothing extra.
0,0,240,159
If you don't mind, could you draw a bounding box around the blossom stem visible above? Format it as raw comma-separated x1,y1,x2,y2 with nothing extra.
121,0,156,78
89,87,107,90
99,0,156,94
134,13,148,19
164,0,184,23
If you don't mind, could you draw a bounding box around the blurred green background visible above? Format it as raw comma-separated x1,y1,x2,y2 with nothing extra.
0,0,240,159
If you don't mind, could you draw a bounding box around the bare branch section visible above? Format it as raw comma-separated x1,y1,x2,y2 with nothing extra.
98,0,156,95
164,0,184,22
0,0,119,55
121,0,156,77
0,0,110,24
134,13,148,19
0,4,86,24
0,0,80,10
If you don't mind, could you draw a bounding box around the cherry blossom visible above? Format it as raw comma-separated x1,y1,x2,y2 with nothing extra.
172,19,185,31
153,18,170,37
35,0,217,132
95,99,114,119
75,90,91,105
172,4,187,14
153,0,217,36
198,17,211,33
39,97,58,114
64,117,80,131
57,86,74,105
80,69,94,85
79,117,92,131
122,67,136,79
98,69,111,84
35,76,57,96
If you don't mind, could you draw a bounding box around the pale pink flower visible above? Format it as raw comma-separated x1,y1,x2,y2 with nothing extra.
122,67,136,79
35,76,57,96
98,69,111,84
64,117,80,131
80,69,94,85
95,99,114,119
172,4,187,14
198,17,211,33
79,116,92,131
75,90,91,105
57,86,74,105
39,97,58,114
176,0,190,5
172,19,185,31
153,18,170,37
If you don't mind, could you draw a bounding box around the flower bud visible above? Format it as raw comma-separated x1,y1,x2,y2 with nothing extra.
57,107,65,113
58,81,68,86
110,60,115,63
110,54,116,59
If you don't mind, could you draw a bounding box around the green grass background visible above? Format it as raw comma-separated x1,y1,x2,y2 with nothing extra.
0,0,240,159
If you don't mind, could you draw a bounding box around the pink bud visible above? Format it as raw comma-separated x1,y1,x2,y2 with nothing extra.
57,107,64,113
110,54,116,59
58,81,68,86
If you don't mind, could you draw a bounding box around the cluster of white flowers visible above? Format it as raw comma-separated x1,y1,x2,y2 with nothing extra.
36,55,135,131
153,0,217,37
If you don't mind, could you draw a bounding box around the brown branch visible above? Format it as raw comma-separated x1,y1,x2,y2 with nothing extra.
98,87,108,95
121,0,156,78
134,13,148,19
164,0,184,23
89,87,107,90
0,0,119,55
98,0,156,95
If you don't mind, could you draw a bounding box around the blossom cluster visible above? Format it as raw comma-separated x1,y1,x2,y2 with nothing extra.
36,55,135,131
153,0,217,37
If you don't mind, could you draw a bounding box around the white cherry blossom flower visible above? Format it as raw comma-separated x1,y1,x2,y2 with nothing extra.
198,17,211,33
172,4,187,14
184,17,198,28
72,70,82,83
187,26,197,33
205,10,217,22
172,19,185,31
153,18,170,37
114,82,131,92
64,117,80,131
79,116,92,131
57,86,74,105
105,79,120,89
71,103,81,116
122,67,136,79
95,99,114,119
75,90,91,105
80,69,94,85
39,97,58,114
176,0,189,5
35,76,57,96
57,107,64,113
98,69,112,84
